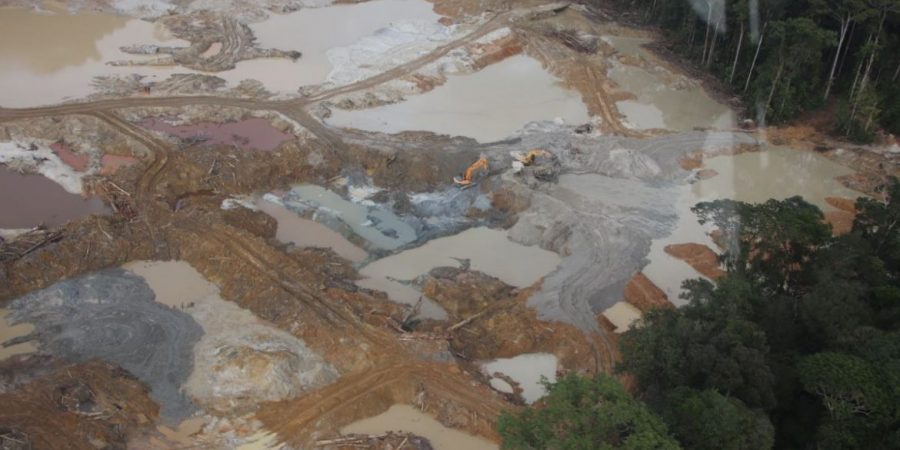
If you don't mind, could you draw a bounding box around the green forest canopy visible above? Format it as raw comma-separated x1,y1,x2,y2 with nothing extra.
609,0,900,142
498,179,900,449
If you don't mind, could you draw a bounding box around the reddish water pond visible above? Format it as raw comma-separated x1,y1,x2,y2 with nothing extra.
0,166,108,229
138,117,293,151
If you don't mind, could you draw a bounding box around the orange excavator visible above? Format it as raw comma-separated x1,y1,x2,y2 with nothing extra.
453,155,489,186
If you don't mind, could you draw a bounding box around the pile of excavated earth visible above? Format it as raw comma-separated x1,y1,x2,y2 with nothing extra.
1,0,897,448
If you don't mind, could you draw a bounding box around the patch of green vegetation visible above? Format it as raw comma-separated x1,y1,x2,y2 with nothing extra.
499,179,900,449
609,0,900,142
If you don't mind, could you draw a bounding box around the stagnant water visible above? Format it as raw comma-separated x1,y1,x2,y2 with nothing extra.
0,7,190,107
357,227,561,319
255,197,368,262
342,404,498,450
602,301,643,333
238,0,441,89
326,55,591,143
481,353,558,404
0,1,439,106
643,147,863,305
0,308,37,361
0,166,108,228
604,36,735,131
123,260,218,309
283,185,417,250
138,117,293,151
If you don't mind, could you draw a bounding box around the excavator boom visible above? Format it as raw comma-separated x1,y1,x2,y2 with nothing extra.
454,156,489,186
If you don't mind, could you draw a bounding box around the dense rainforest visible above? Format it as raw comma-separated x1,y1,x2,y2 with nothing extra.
498,180,900,449
609,0,900,142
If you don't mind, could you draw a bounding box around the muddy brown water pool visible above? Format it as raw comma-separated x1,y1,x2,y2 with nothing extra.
603,35,735,131
139,118,293,151
643,146,864,305
0,166,108,228
0,308,37,361
358,227,561,319
239,0,441,89
255,197,368,262
342,404,498,450
326,54,591,143
0,7,190,107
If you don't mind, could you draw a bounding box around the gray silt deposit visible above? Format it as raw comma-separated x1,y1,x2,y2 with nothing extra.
6,269,203,421
326,125,759,332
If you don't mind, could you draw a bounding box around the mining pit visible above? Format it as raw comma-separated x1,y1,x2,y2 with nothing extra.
0,0,896,448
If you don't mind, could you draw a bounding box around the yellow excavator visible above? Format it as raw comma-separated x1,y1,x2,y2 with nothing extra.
453,156,489,186
513,148,552,166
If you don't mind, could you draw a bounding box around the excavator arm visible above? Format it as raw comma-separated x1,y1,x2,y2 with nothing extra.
515,149,552,166
453,156,489,186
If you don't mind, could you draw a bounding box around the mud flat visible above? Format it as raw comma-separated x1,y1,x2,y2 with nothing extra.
327,55,591,143
481,353,557,404
5,269,202,421
125,261,338,412
138,117,293,151
0,7,190,107
280,184,417,250
236,0,441,89
341,404,498,450
643,146,864,304
357,227,560,319
0,166,108,228
255,197,367,262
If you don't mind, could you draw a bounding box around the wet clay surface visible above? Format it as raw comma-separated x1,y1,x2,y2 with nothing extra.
138,117,293,151
0,359,159,450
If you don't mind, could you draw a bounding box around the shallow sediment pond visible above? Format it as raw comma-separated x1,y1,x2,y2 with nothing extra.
342,404,498,450
138,117,293,151
604,36,734,131
255,197,367,262
282,185,417,250
0,7,190,107
238,0,441,89
357,227,561,319
481,353,558,404
0,308,37,361
643,147,863,304
602,301,642,333
0,1,440,106
0,166,108,228
610,62,735,131
326,55,591,142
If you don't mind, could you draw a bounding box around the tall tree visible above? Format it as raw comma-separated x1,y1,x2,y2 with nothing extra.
662,387,775,450
497,374,681,450
812,0,865,99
